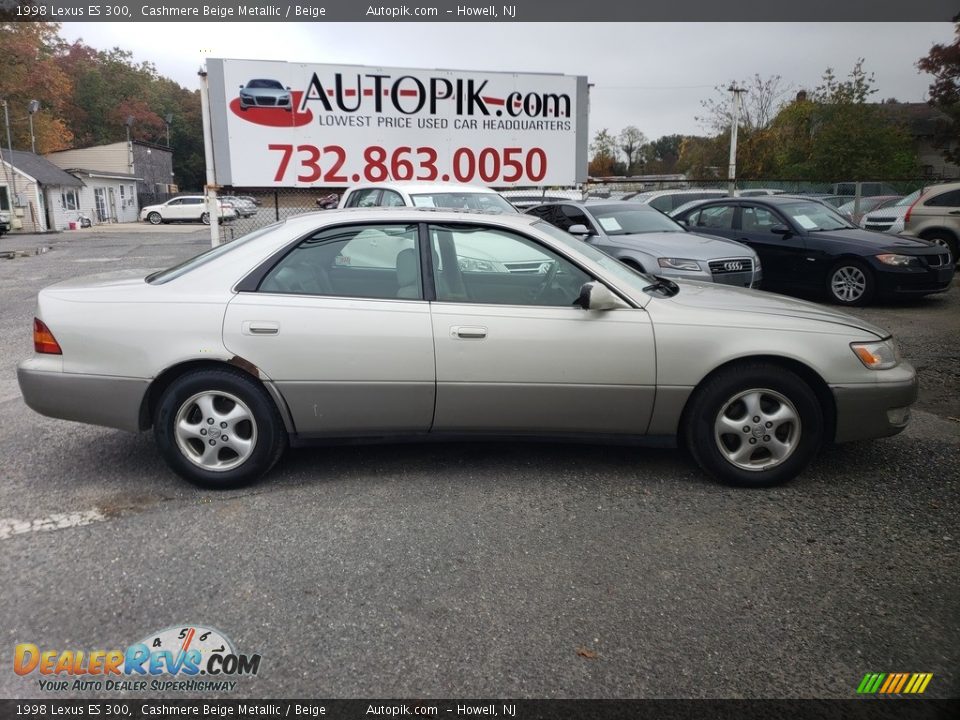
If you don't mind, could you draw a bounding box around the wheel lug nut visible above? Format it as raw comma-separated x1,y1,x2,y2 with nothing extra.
749,438,757,445
743,426,750,433
763,435,771,442
222,436,229,442
220,422,227,428
208,439,216,446
765,422,772,428
200,429,207,435
207,418,214,424
752,416,760,423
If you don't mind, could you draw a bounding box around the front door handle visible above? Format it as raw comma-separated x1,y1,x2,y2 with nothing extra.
451,325,487,339
243,321,280,335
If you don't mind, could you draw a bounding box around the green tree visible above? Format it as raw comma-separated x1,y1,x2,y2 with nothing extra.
643,134,684,174
917,15,960,165
618,126,647,175
770,60,917,180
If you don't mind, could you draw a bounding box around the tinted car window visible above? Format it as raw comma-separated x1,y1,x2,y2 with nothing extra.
648,196,672,212
924,189,960,208
259,224,419,299
780,202,854,231
692,205,735,230
556,204,594,232
740,206,782,233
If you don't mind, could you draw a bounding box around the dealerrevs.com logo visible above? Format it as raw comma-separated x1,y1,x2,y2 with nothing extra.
14,625,261,693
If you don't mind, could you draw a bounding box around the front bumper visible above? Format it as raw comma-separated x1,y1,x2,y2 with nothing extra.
874,263,955,296
831,367,918,443
18,358,148,433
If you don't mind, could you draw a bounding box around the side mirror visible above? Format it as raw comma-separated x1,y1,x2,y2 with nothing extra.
285,86,291,90
770,224,791,236
239,85,244,89
575,282,629,311
568,224,592,236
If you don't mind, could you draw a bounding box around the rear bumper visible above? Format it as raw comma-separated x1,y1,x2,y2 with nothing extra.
831,371,918,443
17,358,148,433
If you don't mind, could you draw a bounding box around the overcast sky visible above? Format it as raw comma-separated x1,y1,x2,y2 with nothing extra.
60,22,954,140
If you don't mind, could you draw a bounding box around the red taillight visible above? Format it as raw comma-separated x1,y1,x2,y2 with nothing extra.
33,318,62,355
904,192,924,224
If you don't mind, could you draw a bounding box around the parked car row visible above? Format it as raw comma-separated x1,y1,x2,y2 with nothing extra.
0,208,10,236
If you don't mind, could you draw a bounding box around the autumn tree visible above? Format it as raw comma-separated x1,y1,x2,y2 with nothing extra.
643,134,684,174
0,22,74,152
697,74,791,135
917,15,960,164
589,129,621,176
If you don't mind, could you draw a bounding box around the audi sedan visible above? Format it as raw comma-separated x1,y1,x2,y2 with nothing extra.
238,79,292,111
672,196,953,306
18,209,916,490
527,201,761,288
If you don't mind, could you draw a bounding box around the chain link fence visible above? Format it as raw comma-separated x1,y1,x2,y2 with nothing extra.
211,178,959,243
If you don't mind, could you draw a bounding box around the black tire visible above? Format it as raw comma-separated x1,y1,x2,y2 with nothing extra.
200,212,210,225
925,232,957,266
827,259,875,306
683,362,823,488
153,367,287,489
147,212,162,225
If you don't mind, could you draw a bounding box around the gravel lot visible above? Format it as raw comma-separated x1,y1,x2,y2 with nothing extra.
0,225,957,700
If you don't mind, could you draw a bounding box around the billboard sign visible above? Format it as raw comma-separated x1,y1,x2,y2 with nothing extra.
206,58,588,187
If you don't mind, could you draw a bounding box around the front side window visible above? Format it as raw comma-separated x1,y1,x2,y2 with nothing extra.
429,223,590,306
925,189,960,208
692,205,735,230
740,206,783,233
259,224,420,300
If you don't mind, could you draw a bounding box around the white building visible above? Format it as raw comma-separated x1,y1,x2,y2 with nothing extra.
1,150,85,233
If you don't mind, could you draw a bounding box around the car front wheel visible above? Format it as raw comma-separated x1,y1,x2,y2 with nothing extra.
200,212,210,225
154,368,287,488
827,259,875,306
147,212,162,225
684,362,823,488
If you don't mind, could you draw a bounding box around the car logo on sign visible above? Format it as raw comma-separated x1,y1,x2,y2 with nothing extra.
724,261,743,271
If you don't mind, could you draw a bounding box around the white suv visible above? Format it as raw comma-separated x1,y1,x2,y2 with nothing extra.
339,182,518,214
140,196,237,225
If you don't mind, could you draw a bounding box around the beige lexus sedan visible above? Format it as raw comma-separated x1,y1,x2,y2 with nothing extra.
18,208,917,489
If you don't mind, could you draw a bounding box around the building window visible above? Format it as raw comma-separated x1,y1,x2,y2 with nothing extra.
0,186,9,211
61,189,79,210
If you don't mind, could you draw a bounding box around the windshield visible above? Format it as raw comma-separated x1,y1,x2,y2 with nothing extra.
410,192,518,214
147,222,283,284
780,202,855,231
587,204,685,234
893,190,921,207
247,79,283,89
534,221,656,295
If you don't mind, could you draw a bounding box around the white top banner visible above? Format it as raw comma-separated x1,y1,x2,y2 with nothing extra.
207,58,588,187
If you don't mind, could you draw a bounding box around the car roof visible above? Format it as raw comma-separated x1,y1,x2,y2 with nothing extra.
630,188,727,199
344,182,500,195
278,207,542,230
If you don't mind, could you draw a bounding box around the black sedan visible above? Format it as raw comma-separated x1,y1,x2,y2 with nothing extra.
671,196,954,306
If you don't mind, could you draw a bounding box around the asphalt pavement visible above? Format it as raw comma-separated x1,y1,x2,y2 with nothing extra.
0,224,957,700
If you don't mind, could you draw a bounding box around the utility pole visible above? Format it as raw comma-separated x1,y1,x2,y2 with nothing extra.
28,100,40,154
198,65,220,248
727,84,746,197
1,99,17,204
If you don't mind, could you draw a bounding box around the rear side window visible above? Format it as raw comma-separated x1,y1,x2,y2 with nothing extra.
924,189,960,208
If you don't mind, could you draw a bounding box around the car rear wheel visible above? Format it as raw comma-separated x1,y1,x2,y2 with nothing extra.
827,259,874,306
147,212,162,225
684,362,823,488
154,368,287,489
200,212,210,225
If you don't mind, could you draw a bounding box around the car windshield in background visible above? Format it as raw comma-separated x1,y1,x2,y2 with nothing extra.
588,205,686,235
893,190,922,206
781,202,855,231
147,223,283,284
247,79,283,89
410,192,517,213
533,221,655,292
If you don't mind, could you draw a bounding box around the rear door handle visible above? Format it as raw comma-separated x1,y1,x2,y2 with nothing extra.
243,321,280,335
451,325,487,339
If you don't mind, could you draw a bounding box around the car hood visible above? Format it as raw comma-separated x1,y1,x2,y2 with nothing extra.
808,227,935,251
664,280,889,337
606,231,754,259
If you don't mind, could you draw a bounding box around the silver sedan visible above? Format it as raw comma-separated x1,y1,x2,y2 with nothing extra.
527,201,762,288
18,209,916,489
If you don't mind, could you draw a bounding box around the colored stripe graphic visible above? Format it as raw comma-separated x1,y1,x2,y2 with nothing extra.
859,672,932,694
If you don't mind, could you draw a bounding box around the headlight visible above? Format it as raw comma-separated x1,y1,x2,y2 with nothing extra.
875,253,920,267
458,257,507,273
658,257,701,271
851,339,900,370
